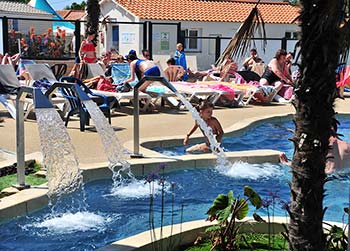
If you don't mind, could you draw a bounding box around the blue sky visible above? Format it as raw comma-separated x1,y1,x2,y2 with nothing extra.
49,0,84,10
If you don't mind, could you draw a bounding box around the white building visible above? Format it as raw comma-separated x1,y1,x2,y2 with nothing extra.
99,0,300,69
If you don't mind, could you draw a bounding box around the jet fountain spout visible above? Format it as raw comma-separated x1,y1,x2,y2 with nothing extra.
132,76,226,162
14,83,85,190
132,76,178,158
15,87,54,189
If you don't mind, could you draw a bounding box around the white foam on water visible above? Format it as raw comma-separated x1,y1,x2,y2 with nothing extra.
25,212,116,235
216,161,285,180
108,179,170,199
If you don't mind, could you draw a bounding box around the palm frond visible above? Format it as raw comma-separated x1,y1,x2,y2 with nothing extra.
215,2,266,66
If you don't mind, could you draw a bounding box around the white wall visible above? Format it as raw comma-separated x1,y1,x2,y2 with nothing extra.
101,1,143,56
149,20,299,70
100,1,300,69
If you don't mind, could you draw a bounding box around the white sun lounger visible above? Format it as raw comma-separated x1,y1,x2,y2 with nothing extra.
86,63,152,112
0,64,67,120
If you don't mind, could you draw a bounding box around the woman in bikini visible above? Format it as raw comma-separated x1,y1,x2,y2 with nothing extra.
184,101,224,153
123,52,161,91
79,30,97,63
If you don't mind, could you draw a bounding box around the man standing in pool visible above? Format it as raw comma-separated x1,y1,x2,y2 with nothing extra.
183,101,223,153
279,135,350,174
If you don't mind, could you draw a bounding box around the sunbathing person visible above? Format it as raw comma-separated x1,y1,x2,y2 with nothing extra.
242,48,263,71
0,53,20,68
190,56,238,81
184,101,223,153
279,135,350,174
259,49,293,102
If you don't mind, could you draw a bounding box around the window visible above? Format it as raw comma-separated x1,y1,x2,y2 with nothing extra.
112,26,119,51
181,28,201,52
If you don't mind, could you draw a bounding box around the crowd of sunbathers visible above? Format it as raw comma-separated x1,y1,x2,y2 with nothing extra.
1,37,349,175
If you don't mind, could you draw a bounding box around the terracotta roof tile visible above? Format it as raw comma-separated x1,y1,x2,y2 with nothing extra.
56,10,85,20
114,0,299,24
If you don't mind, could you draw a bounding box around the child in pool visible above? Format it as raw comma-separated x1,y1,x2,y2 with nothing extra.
183,101,224,153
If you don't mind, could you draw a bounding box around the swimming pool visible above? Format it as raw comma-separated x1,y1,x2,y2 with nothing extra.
0,162,348,251
1,116,349,251
152,117,350,157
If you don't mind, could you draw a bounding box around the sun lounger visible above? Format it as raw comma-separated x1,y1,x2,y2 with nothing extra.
189,81,245,105
26,64,58,82
86,63,105,78
171,81,230,105
86,63,152,112
0,65,66,119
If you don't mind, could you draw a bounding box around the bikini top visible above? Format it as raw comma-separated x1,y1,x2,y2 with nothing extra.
82,41,95,52
135,59,144,80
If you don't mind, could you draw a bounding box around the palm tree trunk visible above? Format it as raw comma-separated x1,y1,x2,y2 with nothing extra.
86,0,100,40
289,1,345,250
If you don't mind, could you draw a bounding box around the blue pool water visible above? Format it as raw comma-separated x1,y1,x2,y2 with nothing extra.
152,117,350,158
0,164,349,251
1,117,350,251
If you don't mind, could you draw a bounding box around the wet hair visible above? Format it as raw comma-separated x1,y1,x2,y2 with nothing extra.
127,53,138,61
196,100,214,112
166,57,176,65
275,49,287,59
250,48,257,54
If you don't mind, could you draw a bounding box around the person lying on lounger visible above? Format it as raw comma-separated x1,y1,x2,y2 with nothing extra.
183,101,223,153
279,135,350,174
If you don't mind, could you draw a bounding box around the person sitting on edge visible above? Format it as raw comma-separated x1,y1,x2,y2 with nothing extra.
184,101,224,153
279,135,350,174
79,30,97,63
123,53,161,92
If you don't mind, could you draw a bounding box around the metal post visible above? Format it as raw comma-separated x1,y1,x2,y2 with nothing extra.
148,21,153,59
215,36,221,62
14,90,29,189
143,21,148,51
281,37,287,50
75,20,81,59
131,87,142,158
2,16,9,53
131,77,177,158
177,22,182,44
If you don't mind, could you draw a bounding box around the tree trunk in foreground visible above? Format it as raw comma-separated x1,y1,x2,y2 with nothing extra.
86,0,100,40
289,1,345,250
